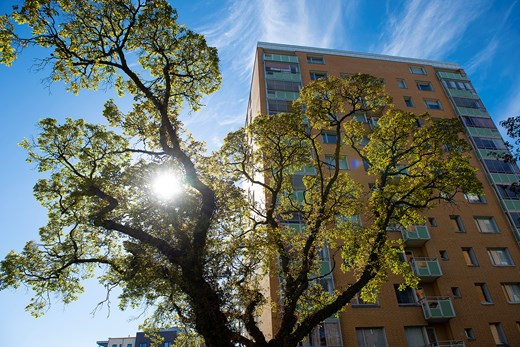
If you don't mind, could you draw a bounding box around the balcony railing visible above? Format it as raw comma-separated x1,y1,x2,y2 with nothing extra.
446,88,479,99
437,71,469,81
430,341,465,347
410,257,442,282
401,225,430,246
420,296,455,322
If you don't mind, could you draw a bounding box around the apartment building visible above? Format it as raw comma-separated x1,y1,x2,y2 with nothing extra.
246,42,520,347
96,327,178,347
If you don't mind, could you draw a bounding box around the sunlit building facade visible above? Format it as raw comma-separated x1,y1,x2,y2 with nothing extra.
246,42,520,347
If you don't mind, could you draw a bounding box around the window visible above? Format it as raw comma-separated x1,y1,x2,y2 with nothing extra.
140,344,147,347
501,283,520,303
404,327,430,347
267,99,292,114
497,184,520,200
424,99,442,109
301,321,342,346
321,131,338,144
444,79,475,93
112,344,117,347
462,115,496,129
164,343,172,347
462,247,478,266
453,97,485,111
356,328,388,347
307,56,324,64
355,112,367,122
416,81,433,91
266,79,301,93
488,248,514,266
428,217,437,227
475,283,493,303
325,155,349,170
318,277,334,293
473,136,507,150
397,79,407,88
398,250,412,263
464,193,486,203
394,285,416,305
338,215,362,228
450,215,465,232
404,96,414,107
510,212,520,228
464,328,475,340
484,159,518,174
310,71,327,80
489,323,508,346
265,60,299,74
409,66,426,74
127,344,132,347
351,290,379,306
439,250,448,260
362,158,370,171
451,287,461,297
369,117,379,129
474,217,499,233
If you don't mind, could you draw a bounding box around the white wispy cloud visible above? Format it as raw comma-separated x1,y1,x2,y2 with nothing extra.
464,1,517,75
260,0,347,48
202,0,350,79
501,73,520,121
188,0,353,151
465,38,498,75
381,0,488,59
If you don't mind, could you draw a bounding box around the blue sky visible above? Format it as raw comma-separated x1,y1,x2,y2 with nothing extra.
0,1,519,346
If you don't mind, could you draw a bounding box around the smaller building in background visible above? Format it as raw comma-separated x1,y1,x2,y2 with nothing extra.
97,327,179,347
96,336,135,347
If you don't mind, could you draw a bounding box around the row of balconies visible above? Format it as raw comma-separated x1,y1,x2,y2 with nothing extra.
399,225,455,322
394,225,444,281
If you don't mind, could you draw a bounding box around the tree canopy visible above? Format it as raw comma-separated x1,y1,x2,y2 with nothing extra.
0,1,482,347
499,116,520,163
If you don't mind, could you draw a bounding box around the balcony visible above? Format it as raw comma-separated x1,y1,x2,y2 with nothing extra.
410,257,442,282
401,225,430,246
437,71,469,81
445,88,479,99
420,296,455,322
430,341,465,347
456,106,488,117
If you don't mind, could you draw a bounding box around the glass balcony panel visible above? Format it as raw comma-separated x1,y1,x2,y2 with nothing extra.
437,71,469,81
401,225,430,246
420,296,455,322
319,261,331,276
446,88,479,99
410,258,442,282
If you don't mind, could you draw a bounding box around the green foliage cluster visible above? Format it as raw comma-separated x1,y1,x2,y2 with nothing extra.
0,2,482,347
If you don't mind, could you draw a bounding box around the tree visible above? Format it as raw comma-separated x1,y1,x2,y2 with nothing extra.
499,116,520,163
0,2,482,347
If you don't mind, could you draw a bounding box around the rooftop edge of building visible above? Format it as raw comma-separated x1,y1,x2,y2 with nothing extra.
257,41,462,71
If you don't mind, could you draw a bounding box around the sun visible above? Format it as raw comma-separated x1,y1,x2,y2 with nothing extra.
151,171,182,200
